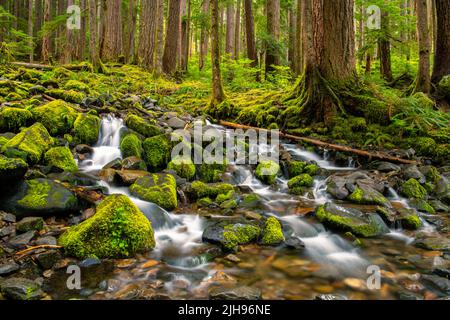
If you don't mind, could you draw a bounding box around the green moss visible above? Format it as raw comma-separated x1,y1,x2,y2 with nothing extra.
197,197,213,207
413,137,437,157
0,136,10,148
288,161,307,177
401,178,427,199
412,92,435,109
73,113,101,145
223,223,261,251
17,179,52,209
125,114,161,138
261,217,284,245
256,160,280,185
410,199,436,214
1,123,53,164
64,80,90,93
129,174,178,210
46,89,84,104
168,156,196,180
44,147,78,172
0,107,33,133
347,187,389,206
190,181,234,199
288,174,314,190
199,161,227,183
438,75,450,99
120,133,143,159
216,190,235,204
220,199,238,210
31,100,78,136
142,134,171,172
0,154,28,180
59,194,155,259
398,211,422,230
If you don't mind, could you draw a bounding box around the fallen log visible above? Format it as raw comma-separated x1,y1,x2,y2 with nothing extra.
12,61,92,71
219,120,418,165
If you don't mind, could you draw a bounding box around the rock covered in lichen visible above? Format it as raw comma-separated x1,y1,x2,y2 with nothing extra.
0,155,28,185
120,133,143,159
199,161,227,183
400,178,427,199
59,194,155,259
255,160,280,185
73,113,101,145
288,174,314,194
202,220,261,251
125,114,161,138
1,123,53,164
130,173,178,210
0,107,33,133
347,185,390,206
142,134,171,172
261,217,285,245
189,181,234,199
31,100,78,135
168,156,196,180
397,208,423,230
44,146,78,172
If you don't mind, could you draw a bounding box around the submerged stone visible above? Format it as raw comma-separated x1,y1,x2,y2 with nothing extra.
0,277,44,300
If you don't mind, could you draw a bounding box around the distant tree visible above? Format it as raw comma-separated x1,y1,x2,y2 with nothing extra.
100,0,123,62
210,0,225,106
431,0,450,84
413,0,431,94
163,0,181,75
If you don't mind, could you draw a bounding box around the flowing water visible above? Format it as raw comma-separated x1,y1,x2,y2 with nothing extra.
48,115,449,300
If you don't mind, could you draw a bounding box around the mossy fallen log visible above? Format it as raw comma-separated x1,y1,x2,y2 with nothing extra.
219,120,418,165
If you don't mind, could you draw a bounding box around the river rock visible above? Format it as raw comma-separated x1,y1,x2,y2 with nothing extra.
0,211,16,223
414,236,450,252
122,156,147,171
315,294,348,300
16,217,44,233
35,251,62,270
129,173,178,210
209,286,261,300
420,274,450,295
116,170,150,185
371,161,401,173
0,155,28,187
167,117,186,129
0,261,20,276
403,165,426,184
284,236,305,250
202,220,261,251
2,179,79,217
315,203,390,237
0,277,44,300
8,230,36,249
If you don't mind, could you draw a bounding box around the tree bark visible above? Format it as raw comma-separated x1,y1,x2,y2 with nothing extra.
288,5,296,72
28,0,34,62
414,0,431,94
431,0,450,84
210,0,225,105
163,0,181,75
266,0,280,76
79,0,87,61
155,0,165,74
62,0,74,64
180,0,190,71
233,0,241,60
34,0,43,61
41,0,51,63
379,11,393,82
295,0,303,75
88,0,100,71
100,0,123,62
244,0,258,72
225,2,235,56
199,0,209,70
138,0,158,70
125,0,137,63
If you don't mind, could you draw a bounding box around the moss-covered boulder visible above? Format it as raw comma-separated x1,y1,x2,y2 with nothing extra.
120,133,142,159
255,160,280,185
347,185,390,206
288,174,314,190
0,107,33,133
3,179,79,217
288,161,318,177
130,173,178,210
44,147,78,172
400,178,427,199
45,89,84,104
261,217,285,245
73,113,101,145
59,194,155,259
189,181,234,199
1,123,53,164
202,220,261,251
316,203,389,237
0,155,28,185
31,100,78,135
142,134,171,172
397,208,423,230
63,80,90,93
125,114,161,138
168,156,196,180
199,161,227,183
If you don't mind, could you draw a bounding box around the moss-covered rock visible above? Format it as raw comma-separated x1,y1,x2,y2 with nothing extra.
220,199,238,210
125,114,161,138
45,89,84,104
44,147,78,172
397,208,422,230
400,178,427,199
287,161,307,177
64,80,90,93
288,174,314,190
197,197,213,207
409,199,435,214
59,194,155,259
0,155,28,185
31,100,78,136
347,186,389,206
168,156,196,180
315,203,389,237
4,178,79,217
437,75,450,99
130,173,178,210
142,134,171,172
0,107,33,133
255,160,280,185
199,161,227,183
223,223,260,251
120,133,142,159
73,113,101,145
190,181,234,199
261,217,284,245
1,123,53,164
216,190,235,205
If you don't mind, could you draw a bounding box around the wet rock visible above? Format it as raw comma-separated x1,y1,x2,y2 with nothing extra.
103,158,122,170
396,208,423,230
35,236,57,246
326,177,349,200
3,179,79,217
433,268,450,279
284,236,305,250
16,217,44,233
0,261,20,276
0,155,28,186
400,178,427,200
202,220,261,251
315,294,348,300
74,144,94,155
371,161,401,173
209,286,261,300
0,277,44,300
429,200,449,212
315,203,390,237
414,236,450,252
347,184,390,207
35,251,62,269
8,230,36,249
420,274,450,295
167,117,186,129
79,257,102,268
122,156,147,171
116,170,150,185
129,174,178,210
0,211,16,223
403,166,426,184
0,225,15,237
98,168,117,183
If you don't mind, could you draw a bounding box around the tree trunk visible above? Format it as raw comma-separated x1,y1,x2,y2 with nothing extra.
41,0,51,63
379,11,393,82
295,0,303,75
138,0,158,70
34,0,43,61
210,0,225,105
265,0,280,76
125,0,137,63
79,0,87,61
431,0,450,84
180,0,190,71
28,0,34,62
365,53,372,75
155,0,165,74
163,0,181,75
414,0,431,94
88,0,100,71
288,5,296,72
199,0,209,70
225,2,235,56
100,0,123,62
285,0,357,125
62,0,74,64
244,0,258,72
233,0,241,60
